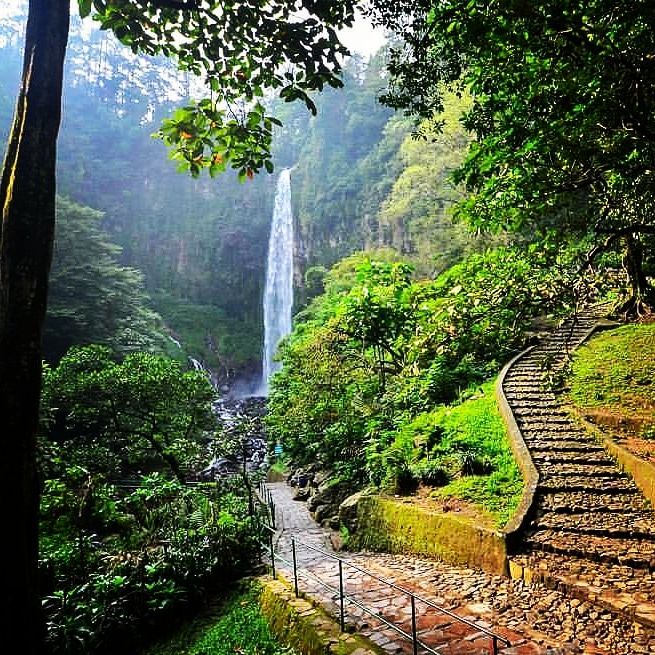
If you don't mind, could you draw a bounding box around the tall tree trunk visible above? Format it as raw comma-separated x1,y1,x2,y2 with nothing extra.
0,2,70,652
621,233,654,316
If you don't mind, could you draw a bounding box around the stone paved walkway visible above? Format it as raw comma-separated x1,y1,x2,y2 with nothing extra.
266,482,654,655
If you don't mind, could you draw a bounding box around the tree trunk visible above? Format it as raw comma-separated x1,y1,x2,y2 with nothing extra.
0,2,70,652
620,233,655,316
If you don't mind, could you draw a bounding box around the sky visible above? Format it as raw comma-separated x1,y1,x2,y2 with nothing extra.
339,13,387,59
0,2,386,59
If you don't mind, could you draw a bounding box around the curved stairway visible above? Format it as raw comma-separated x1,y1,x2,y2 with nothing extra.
503,311,655,632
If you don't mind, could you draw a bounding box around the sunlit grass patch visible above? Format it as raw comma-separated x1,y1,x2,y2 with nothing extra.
568,324,655,437
400,381,523,528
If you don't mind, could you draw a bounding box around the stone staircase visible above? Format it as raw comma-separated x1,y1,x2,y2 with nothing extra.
502,311,655,634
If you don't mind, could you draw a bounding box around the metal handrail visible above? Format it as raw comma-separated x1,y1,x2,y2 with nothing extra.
257,521,510,655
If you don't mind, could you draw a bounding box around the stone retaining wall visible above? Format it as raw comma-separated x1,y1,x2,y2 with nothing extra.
259,576,383,655
495,346,540,549
345,496,508,576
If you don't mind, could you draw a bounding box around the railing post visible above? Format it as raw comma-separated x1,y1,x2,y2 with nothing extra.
410,595,418,655
292,538,299,597
269,530,276,580
492,635,498,655
338,559,345,632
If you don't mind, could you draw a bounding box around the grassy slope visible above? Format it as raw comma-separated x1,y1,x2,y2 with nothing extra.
142,581,293,655
568,324,655,438
414,381,523,528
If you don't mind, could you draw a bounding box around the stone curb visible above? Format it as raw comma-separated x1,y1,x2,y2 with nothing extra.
258,575,385,655
496,345,540,549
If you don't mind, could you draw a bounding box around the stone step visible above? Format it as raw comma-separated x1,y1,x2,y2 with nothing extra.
526,432,592,443
525,529,655,569
509,551,655,629
511,361,548,370
502,381,545,388
502,391,551,401
538,475,637,494
539,491,649,514
512,408,571,419
531,510,655,540
537,462,622,478
529,440,605,453
519,355,569,365
506,400,561,410
503,376,548,386
531,450,614,465
514,418,584,429
503,387,557,397
504,370,547,378
518,429,590,443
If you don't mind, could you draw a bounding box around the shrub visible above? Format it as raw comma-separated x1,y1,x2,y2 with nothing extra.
411,460,450,487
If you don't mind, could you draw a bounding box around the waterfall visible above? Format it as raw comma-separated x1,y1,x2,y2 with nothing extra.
260,168,294,394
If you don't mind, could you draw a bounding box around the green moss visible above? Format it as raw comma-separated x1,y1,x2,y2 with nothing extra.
568,324,655,435
348,496,508,575
259,578,383,655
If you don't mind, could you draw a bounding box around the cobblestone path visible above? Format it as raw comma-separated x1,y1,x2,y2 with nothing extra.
501,311,655,646
267,482,654,655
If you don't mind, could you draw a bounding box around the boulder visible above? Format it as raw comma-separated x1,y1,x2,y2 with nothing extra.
307,478,353,513
288,464,318,488
338,490,367,534
313,504,331,523
292,486,311,501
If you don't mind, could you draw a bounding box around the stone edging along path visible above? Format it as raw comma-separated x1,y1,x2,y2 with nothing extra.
497,310,655,637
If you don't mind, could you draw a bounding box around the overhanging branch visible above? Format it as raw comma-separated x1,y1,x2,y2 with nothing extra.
149,0,200,9
581,222,655,271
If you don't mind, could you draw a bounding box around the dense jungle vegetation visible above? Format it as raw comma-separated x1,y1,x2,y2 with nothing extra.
2,1,655,653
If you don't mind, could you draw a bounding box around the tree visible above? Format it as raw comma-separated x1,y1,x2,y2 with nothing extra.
377,91,473,275
0,1,355,648
42,345,216,482
369,0,655,312
44,197,162,361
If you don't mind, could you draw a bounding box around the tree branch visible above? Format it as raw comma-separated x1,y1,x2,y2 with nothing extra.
149,0,200,10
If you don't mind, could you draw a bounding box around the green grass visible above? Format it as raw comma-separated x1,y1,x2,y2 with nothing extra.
269,459,288,475
142,581,294,655
405,381,523,527
568,324,655,435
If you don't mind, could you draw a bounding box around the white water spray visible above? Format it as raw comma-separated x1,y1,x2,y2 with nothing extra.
260,168,294,394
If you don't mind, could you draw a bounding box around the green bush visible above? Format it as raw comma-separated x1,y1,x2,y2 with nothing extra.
142,581,295,655
41,473,266,655
268,247,572,494
411,460,450,487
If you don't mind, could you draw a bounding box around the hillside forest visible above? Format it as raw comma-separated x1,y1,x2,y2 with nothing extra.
1,1,654,654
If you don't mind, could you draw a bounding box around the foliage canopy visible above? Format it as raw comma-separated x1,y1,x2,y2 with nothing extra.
371,0,655,307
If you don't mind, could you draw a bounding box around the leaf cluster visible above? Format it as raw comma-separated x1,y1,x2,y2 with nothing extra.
41,345,217,481
371,0,655,294
78,0,356,177
41,472,264,654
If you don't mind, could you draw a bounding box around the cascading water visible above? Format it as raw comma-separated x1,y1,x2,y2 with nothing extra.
260,168,294,394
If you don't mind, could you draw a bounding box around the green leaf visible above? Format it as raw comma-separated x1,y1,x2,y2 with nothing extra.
78,0,92,18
